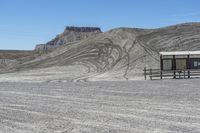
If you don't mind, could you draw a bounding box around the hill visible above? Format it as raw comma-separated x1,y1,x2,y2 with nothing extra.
0,50,43,70
0,23,200,82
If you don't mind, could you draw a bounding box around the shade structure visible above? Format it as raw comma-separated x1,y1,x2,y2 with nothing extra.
160,51,200,56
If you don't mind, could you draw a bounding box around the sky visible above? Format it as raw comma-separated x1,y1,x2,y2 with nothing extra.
0,0,200,50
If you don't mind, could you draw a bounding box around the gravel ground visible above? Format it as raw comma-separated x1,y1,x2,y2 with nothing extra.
0,79,200,133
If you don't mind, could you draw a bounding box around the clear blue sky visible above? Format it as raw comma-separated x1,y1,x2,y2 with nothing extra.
0,0,200,50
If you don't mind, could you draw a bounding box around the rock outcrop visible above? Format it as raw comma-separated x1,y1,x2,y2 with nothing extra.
35,26,102,51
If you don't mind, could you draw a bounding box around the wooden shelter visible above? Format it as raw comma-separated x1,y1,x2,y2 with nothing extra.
160,51,200,78
144,51,200,80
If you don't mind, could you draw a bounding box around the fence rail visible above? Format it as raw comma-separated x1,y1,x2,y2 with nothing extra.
144,67,200,80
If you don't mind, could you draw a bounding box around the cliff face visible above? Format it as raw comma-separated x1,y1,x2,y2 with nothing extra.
35,26,102,51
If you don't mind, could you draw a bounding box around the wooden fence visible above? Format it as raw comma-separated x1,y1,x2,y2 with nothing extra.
143,67,200,80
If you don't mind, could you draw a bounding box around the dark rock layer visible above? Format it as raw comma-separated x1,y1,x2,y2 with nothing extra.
65,26,101,32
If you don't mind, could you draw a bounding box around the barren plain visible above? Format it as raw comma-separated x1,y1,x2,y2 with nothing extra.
0,79,200,133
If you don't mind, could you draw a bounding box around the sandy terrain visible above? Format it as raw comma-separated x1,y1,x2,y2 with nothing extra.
0,79,200,133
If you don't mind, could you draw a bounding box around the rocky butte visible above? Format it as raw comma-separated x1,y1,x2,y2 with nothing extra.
35,26,102,51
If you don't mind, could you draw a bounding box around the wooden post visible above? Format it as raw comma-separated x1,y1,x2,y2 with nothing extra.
187,55,190,78
188,69,190,78
173,55,176,79
150,68,152,80
160,55,163,70
160,55,163,80
184,70,186,79
144,67,147,80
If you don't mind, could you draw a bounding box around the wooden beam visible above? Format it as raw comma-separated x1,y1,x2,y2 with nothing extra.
160,55,163,70
160,55,163,79
144,67,147,80
173,55,176,79
150,68,152,80
187,55,191,78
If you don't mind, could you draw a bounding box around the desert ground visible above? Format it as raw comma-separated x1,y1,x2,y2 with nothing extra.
0,79,200,133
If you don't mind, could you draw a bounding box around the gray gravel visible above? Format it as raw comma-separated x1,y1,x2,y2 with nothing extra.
0,79,200,133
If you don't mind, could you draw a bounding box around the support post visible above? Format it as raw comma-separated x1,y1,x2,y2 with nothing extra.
188,69,190,78
150,68,152,80
184,70,186,79
187,55,190,78
160,55,163,70
144,67,147,80
160,55,163,80
173,55,176,79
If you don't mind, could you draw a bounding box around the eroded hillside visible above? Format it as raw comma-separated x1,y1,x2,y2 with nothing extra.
0,23,200,82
